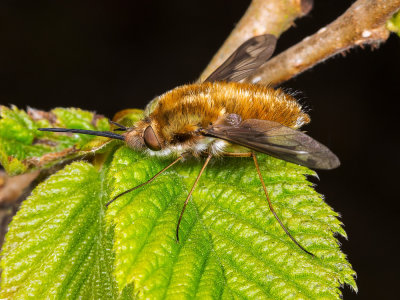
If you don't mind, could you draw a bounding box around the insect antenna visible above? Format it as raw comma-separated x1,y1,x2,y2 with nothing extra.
252,153,315,257
106,155,184,207
176,153,212,242
38,128,125,140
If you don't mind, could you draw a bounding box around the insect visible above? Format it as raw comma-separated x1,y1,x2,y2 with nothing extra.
39,34,339,256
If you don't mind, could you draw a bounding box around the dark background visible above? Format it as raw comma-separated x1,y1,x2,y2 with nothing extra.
1,1,399,298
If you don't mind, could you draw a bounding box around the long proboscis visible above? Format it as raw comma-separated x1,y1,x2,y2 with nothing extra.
38,128,125,141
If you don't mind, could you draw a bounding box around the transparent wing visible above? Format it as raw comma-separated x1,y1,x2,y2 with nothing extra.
204,34,277,83
204,118,340,170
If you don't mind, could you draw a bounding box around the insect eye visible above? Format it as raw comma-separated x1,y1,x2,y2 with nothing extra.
143,126,161,151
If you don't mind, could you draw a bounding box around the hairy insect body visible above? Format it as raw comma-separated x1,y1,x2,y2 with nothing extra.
39,34,339,255
126,82,310,157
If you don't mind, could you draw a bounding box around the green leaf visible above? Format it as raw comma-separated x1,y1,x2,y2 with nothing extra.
387,11,400,36
0,161,118,299
1,137,356,299
0,105,111,175
107,148,356,298
112,109,145,127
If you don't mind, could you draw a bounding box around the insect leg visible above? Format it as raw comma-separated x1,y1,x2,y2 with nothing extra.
220,152,252,157
176,153,212,242
252,153,314,257
106,155,184,207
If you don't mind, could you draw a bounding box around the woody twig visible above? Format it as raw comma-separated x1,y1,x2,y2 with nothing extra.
200,0,314,81
245,0,400,86
0,171,39,205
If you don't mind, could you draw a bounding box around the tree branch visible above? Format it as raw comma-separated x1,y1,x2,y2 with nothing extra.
0,171,39,205
245,0,400,86
200,0,313,81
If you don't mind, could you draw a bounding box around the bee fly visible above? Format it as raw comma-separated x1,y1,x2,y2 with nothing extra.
39,34,339,256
